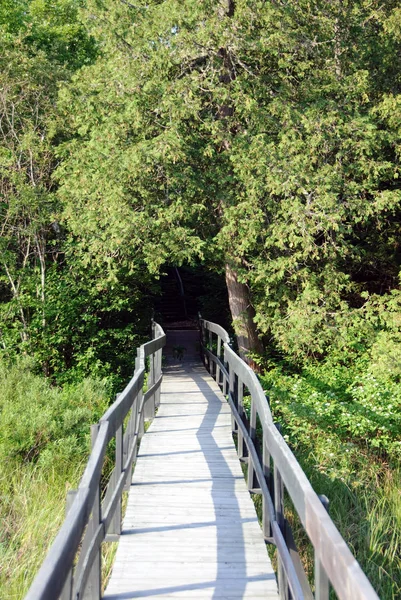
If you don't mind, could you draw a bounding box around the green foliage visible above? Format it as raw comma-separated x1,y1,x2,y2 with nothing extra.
33,258,152,385
0,0,97,68
53,0,401,362
260,288,401,461
0,0,151,383
261,359,401,460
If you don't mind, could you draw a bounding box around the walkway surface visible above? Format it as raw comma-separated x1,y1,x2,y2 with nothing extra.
104,360,278,599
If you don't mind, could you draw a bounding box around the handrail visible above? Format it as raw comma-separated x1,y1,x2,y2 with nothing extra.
199,318,379,600
25,321,166,600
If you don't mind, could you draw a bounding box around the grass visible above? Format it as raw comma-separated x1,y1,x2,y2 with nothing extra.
0,462,84,598
250,359,401,599
0,463,132,599
305,451,401,598
237,432,401,599
0,358,111,598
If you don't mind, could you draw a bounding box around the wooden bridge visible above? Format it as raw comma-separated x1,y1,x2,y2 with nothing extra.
25,320,379,600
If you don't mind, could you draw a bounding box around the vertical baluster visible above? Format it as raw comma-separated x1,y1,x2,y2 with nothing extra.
216,336,221,386
229,367,236,433
83,425,101,600
274,462,288,600
247,400,257,491
315,496,330,600
60,490,77,600
108,424,123,538
237,379,246,461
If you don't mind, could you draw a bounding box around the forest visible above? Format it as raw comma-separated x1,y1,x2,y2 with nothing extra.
0,0,401,597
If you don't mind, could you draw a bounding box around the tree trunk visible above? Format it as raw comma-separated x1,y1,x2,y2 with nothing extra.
216,2,263,369
3,262,29,343
225,263,263,368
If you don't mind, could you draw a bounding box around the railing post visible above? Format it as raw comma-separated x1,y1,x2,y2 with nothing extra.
199,316,205,366
60,490,77,600
149,321,157,417
138,384,145,439
223,346,229,396
145,351,155,420
156,347,162,408
83,425,102,600
124,392,138,492
152,351,156,415
135,347,139,371
315,496,330,600
136,346,143,435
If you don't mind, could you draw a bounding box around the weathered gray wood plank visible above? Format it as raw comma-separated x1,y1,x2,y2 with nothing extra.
104,362,278,600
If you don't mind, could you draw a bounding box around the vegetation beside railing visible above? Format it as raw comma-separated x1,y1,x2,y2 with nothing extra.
200,318,379,600
0,360,111,599
260,362,401,599
24,322,165,600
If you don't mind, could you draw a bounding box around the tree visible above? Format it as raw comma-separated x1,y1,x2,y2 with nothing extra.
56,0,271,361
0,1,97,368
56,0,401,362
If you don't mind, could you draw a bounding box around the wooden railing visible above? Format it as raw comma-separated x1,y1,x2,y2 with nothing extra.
25,322,165,600
199,318,379,600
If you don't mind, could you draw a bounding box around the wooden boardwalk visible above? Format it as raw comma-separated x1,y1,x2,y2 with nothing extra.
104,361,278,599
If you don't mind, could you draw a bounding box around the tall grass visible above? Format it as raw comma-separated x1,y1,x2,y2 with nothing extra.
0,463,85,598
0,358,110,598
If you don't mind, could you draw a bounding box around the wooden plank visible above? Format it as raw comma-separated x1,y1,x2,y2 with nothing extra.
104,363,278,600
